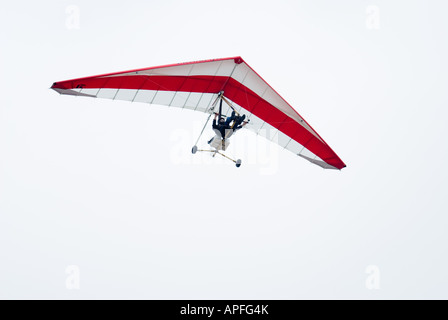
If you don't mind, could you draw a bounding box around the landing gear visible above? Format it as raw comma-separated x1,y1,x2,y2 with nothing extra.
192,148,242,167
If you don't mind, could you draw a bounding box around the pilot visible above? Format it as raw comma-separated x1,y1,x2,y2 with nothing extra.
212,113,228,139
208,112,249,144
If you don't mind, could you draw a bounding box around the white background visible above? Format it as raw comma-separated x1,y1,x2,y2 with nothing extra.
1,0,447,299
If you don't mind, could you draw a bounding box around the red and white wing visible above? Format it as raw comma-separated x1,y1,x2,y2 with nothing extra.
51,57,345,169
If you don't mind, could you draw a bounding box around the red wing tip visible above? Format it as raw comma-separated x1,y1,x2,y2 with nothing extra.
51,82,64,89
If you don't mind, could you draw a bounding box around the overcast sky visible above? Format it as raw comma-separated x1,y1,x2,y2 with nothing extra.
1,0,447,299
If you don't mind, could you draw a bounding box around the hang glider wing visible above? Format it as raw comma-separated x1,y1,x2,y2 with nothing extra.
51,57,345,169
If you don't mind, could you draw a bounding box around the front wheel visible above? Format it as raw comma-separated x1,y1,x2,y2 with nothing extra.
236,159,242,168
192,145,198,154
